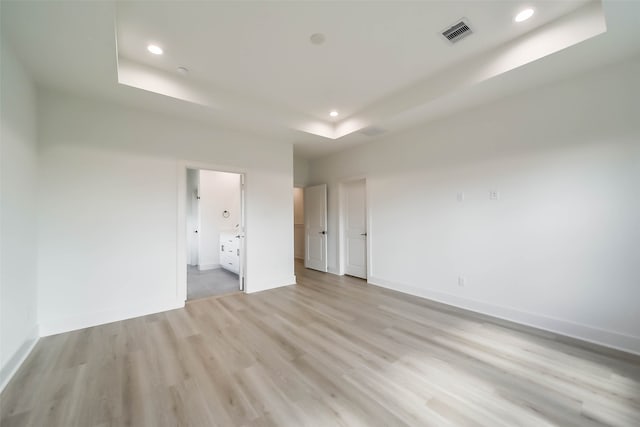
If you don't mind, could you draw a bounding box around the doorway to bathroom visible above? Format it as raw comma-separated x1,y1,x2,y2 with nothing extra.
185,168,245,300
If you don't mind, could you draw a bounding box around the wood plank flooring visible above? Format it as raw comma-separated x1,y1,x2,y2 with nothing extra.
2,262,639,426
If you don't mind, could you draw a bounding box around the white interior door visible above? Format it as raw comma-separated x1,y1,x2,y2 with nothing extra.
189,190,199,265
187,169,200,266
238,174,246,291
344,179,367,279
304,184,328,272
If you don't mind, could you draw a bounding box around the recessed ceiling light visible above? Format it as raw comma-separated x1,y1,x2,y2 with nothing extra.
514,8,534,23
310,33,326,45
147,44,163,55
329,111,339,117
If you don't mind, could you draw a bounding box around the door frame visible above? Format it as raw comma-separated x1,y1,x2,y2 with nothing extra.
177,161,247,302
338,176,371,278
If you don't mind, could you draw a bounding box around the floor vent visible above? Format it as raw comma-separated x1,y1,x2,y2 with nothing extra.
442,19,473,43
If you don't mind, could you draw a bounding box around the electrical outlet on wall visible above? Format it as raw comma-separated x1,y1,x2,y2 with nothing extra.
489,190,500,200
457,192,465,202
458,276,466,287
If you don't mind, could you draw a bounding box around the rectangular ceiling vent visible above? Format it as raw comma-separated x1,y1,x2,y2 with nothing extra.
442,19,473,43
359,126,387,137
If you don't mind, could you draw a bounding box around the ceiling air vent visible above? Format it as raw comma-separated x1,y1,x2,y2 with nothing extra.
360,126,387,137
442,19,473,43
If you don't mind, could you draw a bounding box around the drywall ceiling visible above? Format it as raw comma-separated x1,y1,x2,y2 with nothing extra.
2,1,640,159
115,1,586,120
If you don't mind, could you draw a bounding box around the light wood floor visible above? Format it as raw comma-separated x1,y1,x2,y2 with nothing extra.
2,263,639,426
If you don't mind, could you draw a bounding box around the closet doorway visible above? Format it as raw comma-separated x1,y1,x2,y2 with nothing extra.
293,187,305,267
185,168,245,300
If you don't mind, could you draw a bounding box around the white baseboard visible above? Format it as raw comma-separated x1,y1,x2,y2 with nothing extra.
39,299,185,337
0,326,39,393
368,276,640,356
198,263,220,271
328,266,341,275
246,276,296,294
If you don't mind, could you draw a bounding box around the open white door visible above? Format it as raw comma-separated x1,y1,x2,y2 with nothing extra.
238,174,246,291
344,179,367,279
304,184,328,272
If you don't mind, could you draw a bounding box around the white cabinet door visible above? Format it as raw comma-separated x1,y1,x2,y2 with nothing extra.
304,184,328,272
220,232,240,274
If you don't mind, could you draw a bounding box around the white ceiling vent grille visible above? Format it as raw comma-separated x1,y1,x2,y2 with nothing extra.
360,126,387,137
442,19,473,43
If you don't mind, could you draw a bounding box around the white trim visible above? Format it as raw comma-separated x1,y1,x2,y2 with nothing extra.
0,327,39,393
177,160,247,302
197,263,221,271
246,276,296,294
368,275,640,356
328,266,341,275
39,299,184,337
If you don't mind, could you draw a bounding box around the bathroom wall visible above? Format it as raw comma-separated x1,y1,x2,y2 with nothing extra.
197,170,241,270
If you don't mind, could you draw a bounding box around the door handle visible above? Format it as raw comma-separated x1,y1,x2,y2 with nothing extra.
360,233,367,236
319,230,327,235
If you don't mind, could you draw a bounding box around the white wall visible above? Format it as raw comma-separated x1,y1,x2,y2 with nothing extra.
37,90,295,335
309,58,640,354
293,187,304,260
0,40,39,390
294,155,309,187
197,170,241,270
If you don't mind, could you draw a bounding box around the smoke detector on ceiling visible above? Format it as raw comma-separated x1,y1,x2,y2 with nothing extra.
310,33,326,45
441,19,473,43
